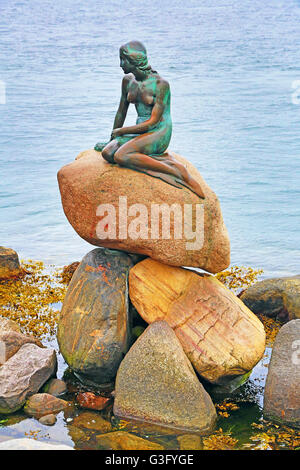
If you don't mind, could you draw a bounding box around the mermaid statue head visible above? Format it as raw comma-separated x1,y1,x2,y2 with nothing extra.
119,40,156,76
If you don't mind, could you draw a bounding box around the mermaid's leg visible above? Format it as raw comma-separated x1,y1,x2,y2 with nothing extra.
133,168,184,190
115,142,205,199
98,135,137,163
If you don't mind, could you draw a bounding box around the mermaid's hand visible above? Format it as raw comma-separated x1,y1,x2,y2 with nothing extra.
94,142,108,152
111,128,124,139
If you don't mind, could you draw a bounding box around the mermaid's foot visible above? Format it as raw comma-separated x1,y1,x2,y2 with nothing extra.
139,168,205,198
175,177,205,199
152,153,205,199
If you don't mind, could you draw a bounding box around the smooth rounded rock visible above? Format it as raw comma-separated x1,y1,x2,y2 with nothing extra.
114,321,217,434
76,392,111,411
241,275,300,322
39,414,57,426
264,320,300,428
24,393,69,418
129,258,266,384
57,149,230,273
57,248,134,385
42,378,67,397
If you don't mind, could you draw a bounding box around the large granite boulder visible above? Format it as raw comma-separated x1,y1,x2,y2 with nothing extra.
57,149,230,273
241,275,300,322
264,320,300,428
57,248,134,386
129,258,266,384
0,247,22,279
113,321,217,434
0,344,57,414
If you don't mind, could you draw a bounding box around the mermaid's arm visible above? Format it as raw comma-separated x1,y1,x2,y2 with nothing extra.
95,76,131,152
112,75,130,131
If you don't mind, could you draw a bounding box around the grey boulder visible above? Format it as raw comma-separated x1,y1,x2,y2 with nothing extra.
264,319,300,427
0,343,57,414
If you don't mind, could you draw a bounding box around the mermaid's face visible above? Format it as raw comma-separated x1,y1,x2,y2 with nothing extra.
119,51,135,74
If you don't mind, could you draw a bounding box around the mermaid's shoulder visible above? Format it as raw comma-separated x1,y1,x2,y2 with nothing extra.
154,75,170,98
121,73,135,94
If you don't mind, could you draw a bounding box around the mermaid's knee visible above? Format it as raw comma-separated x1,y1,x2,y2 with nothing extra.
102,147,115,163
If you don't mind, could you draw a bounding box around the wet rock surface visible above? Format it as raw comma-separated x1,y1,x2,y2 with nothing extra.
42,378,67,397
24,393,69,418
96,431,164,450
72,410,112,433
76,392,111,411
38,414,57,426
177,434,203,450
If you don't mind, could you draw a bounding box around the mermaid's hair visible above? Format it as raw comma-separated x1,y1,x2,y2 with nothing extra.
120,41,156,74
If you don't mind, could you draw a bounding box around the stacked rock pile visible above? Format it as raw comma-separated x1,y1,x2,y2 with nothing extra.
56,150,267,434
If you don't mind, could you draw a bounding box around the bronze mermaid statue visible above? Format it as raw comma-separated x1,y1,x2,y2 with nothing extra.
94,40,205,199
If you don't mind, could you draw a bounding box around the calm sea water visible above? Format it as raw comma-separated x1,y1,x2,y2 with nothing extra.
0,0,299,276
